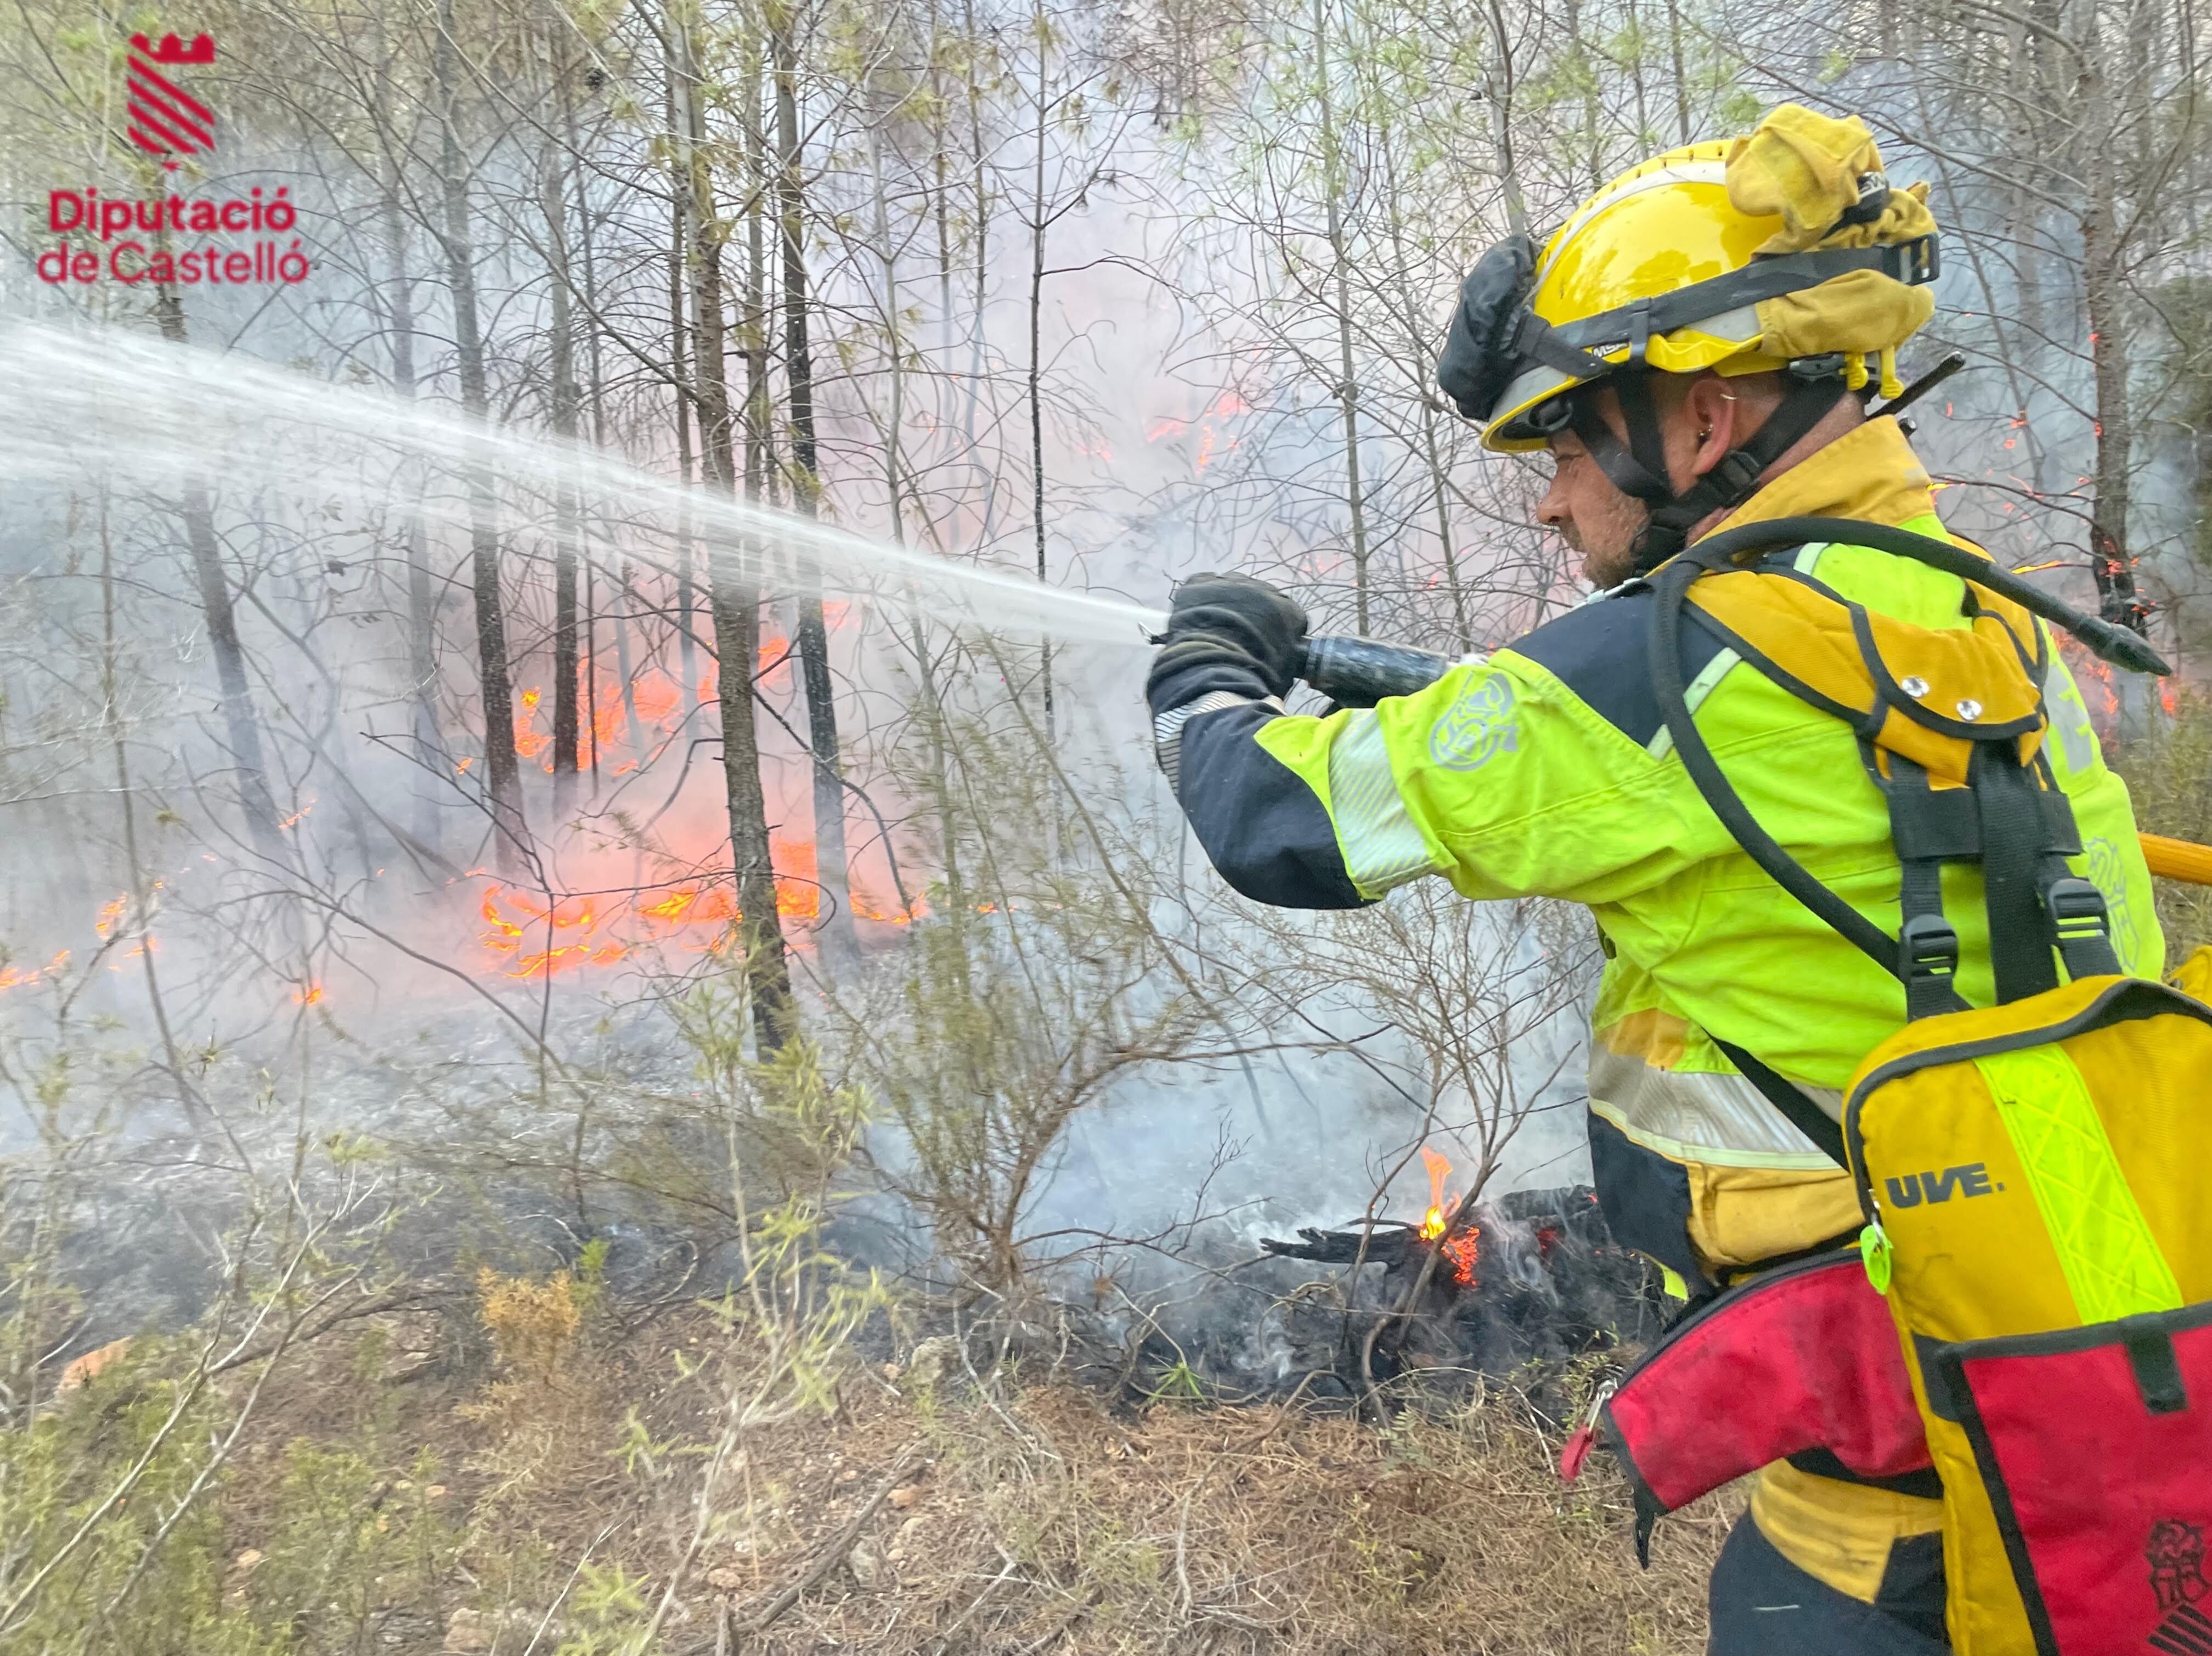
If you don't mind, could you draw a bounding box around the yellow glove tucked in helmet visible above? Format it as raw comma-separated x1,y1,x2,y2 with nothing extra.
1434,104,1943,569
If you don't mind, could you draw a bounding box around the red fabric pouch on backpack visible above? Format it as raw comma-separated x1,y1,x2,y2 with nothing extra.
1563,1252,1931,1552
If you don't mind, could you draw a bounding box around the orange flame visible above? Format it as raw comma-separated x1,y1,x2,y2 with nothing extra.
508,669,711,776
851,886,926,925
514,688,549,760
476,857,830,979
460,655,925,978
1416,1145,1479,1287
0,950,69,992
757,636,791,686
631,674,679,725
1419,1145,1451,1238
770,836,820,920
473,840,924,982
294,982,324,1006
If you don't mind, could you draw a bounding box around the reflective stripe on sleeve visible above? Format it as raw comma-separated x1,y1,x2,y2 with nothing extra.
1325,707,1438,896
1153,690,1278,796
1589,1046,1843,1168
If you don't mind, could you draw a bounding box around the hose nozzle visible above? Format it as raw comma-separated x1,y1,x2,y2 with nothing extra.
1299,635,1453,707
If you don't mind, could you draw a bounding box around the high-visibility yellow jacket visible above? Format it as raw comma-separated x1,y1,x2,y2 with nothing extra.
1165,414,2159,1280
1156,413,2164,1605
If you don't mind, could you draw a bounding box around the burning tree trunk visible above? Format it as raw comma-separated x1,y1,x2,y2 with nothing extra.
681,1,795,1049
773,10,861,967
437,0,533,876
543,39,584,804
148,285,292,875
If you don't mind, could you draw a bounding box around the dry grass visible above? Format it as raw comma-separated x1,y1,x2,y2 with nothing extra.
733,1377,1734,1655
2111,691,2212,959
191,1298,1731,1656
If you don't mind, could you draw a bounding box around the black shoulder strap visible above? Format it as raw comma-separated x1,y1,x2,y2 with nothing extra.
1972,743,2067,1003
1871,753,1972,1021
1651,551,1869,1170
1649,553,1898,976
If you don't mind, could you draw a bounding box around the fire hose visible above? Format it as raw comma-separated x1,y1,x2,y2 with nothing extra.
1297,634,2212,887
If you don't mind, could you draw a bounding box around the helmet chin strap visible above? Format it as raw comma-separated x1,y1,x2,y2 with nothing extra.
1564,355,1854,575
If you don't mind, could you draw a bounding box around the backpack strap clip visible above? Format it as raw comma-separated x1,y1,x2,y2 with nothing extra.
1900,912,1963,1021
2045,876,2121,982
1876,753,1971,1018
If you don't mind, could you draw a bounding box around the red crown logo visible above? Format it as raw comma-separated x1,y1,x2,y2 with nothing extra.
131,31,216,64
126,30,216,168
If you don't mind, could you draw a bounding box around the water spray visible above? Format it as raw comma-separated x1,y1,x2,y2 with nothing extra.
9,324,2167,712
0,322,1167,650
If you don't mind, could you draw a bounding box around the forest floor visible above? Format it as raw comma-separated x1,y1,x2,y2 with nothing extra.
167,1293,1732,1656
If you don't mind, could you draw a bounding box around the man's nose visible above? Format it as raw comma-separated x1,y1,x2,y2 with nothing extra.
1535,470,1570,530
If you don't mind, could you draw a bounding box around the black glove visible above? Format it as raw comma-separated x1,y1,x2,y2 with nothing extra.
1436,234,1537,423
1146,572,1308,707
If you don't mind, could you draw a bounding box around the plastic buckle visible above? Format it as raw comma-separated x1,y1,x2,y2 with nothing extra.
1841,171,1892,224
2045,876,2110,944
1526,390,1576,437
1713,449,1764,493
1899,912,1960,985
1787,352,1848,385
1902,235,1940,284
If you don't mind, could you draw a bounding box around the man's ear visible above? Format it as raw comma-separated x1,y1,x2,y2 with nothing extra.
1681,374,1741,480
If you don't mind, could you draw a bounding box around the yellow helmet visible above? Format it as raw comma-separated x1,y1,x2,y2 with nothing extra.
1436,105,1943,566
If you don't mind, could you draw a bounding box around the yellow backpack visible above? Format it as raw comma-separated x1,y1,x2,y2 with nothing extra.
1651,514,2212,1654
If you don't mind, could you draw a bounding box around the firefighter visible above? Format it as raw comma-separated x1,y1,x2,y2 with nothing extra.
1147,106,2163,1648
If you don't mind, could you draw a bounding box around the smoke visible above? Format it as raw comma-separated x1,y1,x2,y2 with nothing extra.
0,123,1593,1335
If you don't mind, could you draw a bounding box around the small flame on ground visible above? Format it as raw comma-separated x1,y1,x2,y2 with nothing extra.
294,982,324,1006
476,868,928,979
478,885,640,979
1416,1145,1480,1287
1419,1146,1451,1236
